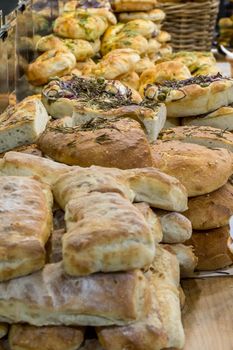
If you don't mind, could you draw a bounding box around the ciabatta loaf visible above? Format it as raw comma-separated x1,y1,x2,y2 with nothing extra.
9,325,84,350
0,98,49,153
0,263,150,326
0,176,53,281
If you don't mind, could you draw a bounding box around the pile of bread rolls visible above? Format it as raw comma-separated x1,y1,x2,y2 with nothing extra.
0,149,191,349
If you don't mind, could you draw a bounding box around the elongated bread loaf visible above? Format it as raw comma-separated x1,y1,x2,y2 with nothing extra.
64,192,155,275
0,97,49,153
0,176,53,281
9,325,85,350
97,246,185,350
0,263,150,326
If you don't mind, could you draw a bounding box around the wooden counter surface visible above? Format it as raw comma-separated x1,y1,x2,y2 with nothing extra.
182,277,233,350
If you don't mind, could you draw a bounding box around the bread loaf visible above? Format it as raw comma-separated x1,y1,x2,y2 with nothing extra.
0,263,151,326
0,176,53,281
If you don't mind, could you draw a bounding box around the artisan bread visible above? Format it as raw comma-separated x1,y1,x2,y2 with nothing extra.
0,144,42,159
182,105,233,131
0,97,49,153
183,182,233,230
152,140,233,197
186,226,233,270
27,50,76,86
63,192,155,276
159,126,233,153
163,244,198,277
134,202,163,242
0,176,53,281
0,151,70,186
38,117,154,168
9,325,84,350
0,263,151,326
154,210,192,243
112,0,157,12
97,246,184,350
144,74,233,117
118,9,165,22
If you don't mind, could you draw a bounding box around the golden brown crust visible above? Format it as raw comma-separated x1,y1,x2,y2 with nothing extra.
118,9,165,22
112,0,157,12
9,325,85,350
38,118,154,169
186,226,233,271
183,182,233,230
27,50,76,86
152,140,233,197
0,263,151,326
0,176,53,281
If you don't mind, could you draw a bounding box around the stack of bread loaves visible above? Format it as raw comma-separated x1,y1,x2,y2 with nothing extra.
0,149,190,349
156,125,233,271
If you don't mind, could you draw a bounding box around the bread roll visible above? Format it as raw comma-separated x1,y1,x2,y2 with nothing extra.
182,105,233,131
0,176,53,281
134,202,163,242
156,31,171,43
9,325,84,350
160,125,233,152
144,74,233,118
152,140,233,197
154,210,192,243
163,244,198,277
0,97,49,153
38,117,154,169
186,226,233,270
63,192,156,276
112,0,157,12
0,263,151,326
97,246,185,350
27,50,76,86
183,183,233,230
118,9,165,23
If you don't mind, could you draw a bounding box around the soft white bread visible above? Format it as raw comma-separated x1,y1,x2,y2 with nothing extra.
154,210,192,243
0,324,8,339
163,244,198,277
186,226,233,270
0,177,53,281
183,182,233,230
159,126,233,152
145,74,233,118
0,97,49,153
152,140,233,197
0,263,151,326
9,325,85,350
134,202,163,243
97,246,185,350
63,192,155,276
182,105,233,131
0,151,70,186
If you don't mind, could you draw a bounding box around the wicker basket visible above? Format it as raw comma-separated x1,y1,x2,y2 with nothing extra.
159,0,220,51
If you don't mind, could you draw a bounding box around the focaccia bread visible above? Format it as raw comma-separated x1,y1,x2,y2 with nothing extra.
182,105,233,131
0,97,49,153
112,0,157,12
63,0,112,11
144,74,233,117
186,226,233,271
42,75,139,118
154,210,192,243
9,325,84,350
163,244,198,277
0,151,71,186
27,50,76,86
183,182,233,230
152,140,233,197
0,176,53,281
97,246,185,350
38,116,154,169
118,9,165,23
0,263,151,326
159,125,233,153
63,192,155,275
134,202,163,243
